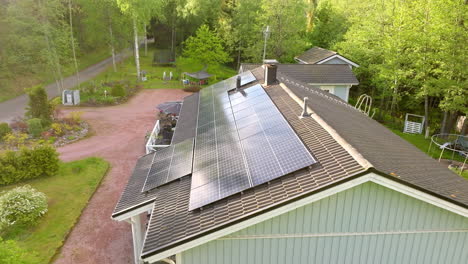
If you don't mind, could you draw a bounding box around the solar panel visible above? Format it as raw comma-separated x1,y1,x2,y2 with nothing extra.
189,82,316,210
142,138,194,192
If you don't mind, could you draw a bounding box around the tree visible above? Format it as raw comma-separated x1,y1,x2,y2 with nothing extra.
115,0,159,81
308,2,348,49
183,25,231,66
26,86,52,124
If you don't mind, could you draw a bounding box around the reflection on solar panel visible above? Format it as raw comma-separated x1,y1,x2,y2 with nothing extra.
142,138,194,192
189,81,316,210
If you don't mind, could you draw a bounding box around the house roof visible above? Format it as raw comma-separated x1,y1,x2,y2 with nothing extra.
295,47,337,64
113,66,468,261
277,64,358,85
277,73,468,206
239,64,358,85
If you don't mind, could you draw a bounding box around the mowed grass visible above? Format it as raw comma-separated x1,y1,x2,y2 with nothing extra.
389,128,467,163
0,157,109,263
76,46,237,93
0,47,112,103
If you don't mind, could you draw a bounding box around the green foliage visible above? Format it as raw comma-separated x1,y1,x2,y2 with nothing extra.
3,133,28,149
308,2,348,49
26,119,43,138
0,145,59,185
0,158,108,263
26,86,52,125
111,83,127,97
0,185,48,230
0,123,12,141
183,25,231,66
0,238,39,264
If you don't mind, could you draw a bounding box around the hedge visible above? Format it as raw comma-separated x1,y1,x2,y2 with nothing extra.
0,145,59,185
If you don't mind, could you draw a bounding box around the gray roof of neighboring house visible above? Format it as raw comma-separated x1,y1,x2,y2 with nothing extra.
114,66,468,261
240,64,358,85
278,64,358,85
295,47,337,64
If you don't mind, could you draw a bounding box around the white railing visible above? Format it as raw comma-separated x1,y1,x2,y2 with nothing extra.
145,120,170,154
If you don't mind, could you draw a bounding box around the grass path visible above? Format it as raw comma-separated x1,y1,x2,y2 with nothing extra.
0,157,109,263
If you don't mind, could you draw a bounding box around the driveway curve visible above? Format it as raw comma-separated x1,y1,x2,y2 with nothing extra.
54,89,189,264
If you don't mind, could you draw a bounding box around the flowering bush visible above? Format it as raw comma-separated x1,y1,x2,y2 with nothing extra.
0,185,48,230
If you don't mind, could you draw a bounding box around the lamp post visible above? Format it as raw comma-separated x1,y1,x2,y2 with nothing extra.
262,25,271,61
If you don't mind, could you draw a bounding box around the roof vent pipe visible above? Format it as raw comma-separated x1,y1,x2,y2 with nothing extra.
236,75,241,91
300,97,310,118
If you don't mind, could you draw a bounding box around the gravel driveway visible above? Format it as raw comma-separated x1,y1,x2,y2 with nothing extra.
54,89,189,264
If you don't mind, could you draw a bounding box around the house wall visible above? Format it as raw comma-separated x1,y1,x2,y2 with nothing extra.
180,182,468,264
320,57,349,65
319,85,349,102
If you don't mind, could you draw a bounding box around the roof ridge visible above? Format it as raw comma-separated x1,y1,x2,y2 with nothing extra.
278,82,373,169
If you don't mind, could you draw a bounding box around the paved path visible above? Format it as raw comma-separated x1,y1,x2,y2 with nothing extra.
54,89,189,264
0,52,130,123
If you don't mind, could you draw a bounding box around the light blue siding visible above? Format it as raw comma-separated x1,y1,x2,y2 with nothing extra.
332,85,348,101
181,182,468,264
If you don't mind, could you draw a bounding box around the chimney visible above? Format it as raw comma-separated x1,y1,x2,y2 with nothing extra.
236,75,241,91
263,59,279,86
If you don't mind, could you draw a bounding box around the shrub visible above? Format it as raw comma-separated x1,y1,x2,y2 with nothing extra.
27,118,43,138
68,111,83,124
0,145,59,185
51,123,64,136
111,83,126,97
0,123,11,141
26,86,52,125
0,185,48,230
0,238,39,264
3,133,28,148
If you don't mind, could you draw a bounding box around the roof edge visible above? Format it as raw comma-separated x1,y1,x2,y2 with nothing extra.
140,169,370,260
141,169,468,262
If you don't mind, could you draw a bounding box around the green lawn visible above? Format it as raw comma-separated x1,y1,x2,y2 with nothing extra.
389,128,467,163
0,157,109,263
0,47,112,103
75,46,237,100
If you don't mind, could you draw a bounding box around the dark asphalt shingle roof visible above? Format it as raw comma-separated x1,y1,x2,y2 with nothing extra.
278,64,358,84
240,64,358,85
295,47,337,64
278,73,468,206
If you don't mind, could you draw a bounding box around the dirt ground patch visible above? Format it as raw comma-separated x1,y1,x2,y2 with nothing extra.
54,89,189,264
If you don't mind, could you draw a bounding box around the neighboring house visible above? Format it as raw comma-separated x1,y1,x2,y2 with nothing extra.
239,63,358,102
112,64,468,264
294,46,359,68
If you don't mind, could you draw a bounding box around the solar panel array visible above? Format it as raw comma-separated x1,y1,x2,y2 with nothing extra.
189,79,316,210
140,70,315,208
142,138,194,192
